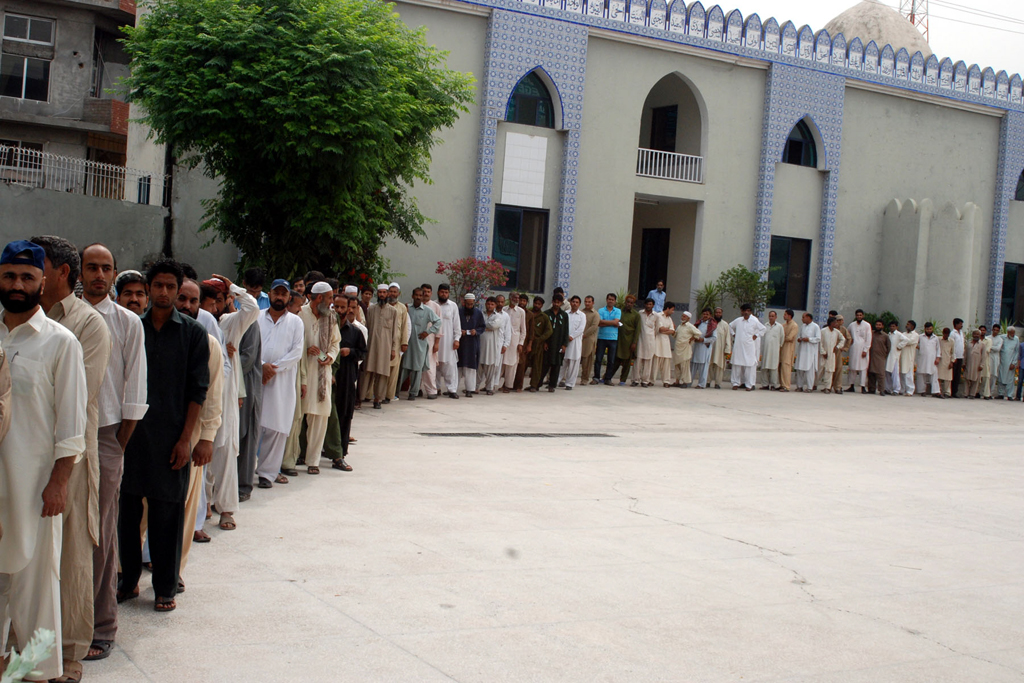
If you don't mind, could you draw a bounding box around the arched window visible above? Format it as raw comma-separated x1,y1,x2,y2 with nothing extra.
506,72,555,129
782,120,817,168
1015,169,1024,201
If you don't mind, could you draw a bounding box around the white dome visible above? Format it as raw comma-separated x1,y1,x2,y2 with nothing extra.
824,0,932,57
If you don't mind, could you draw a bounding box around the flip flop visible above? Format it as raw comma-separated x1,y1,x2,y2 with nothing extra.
155,596,176,612
193,530,211,543
274,473,289,484
219,514,236,531
84,639,114,661
116,587,139,603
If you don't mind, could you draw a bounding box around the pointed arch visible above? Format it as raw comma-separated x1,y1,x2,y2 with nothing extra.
505,68,562,129
781,116,825,170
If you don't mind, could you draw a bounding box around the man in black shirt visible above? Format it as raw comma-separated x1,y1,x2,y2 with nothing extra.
333,296,367,471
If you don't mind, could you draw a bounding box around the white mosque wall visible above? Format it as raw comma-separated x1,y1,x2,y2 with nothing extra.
1004,201,1024,268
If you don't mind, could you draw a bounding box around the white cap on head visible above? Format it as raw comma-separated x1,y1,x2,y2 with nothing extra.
310,281,333,295
682,311,692,319
377,283,389,291
388,282,400,290
464,293,476,301
344,285,357,295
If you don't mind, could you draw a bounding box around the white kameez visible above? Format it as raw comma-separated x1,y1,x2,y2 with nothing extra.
478,312,505,391
436,300,462,394
257,310,305,434
915,333,941,394
729,315,766,368
847,320,872,385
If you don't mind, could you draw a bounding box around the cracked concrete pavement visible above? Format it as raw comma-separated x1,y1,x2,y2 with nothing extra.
93,385,1024,681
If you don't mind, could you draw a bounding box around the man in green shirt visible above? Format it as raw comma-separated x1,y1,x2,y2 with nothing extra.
537,294,569,392
527,297,553,392
612,294,640,385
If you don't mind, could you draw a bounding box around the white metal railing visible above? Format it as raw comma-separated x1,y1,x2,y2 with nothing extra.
636,147,704,184
0,144,169,206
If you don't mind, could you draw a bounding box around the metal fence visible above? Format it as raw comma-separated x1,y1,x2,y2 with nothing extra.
636,147,705,184
0,144,169,206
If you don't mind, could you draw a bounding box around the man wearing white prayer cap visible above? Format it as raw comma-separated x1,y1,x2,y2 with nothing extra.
342,285,364,324
671,310,702,387
299,281,340,474
386,282,409,401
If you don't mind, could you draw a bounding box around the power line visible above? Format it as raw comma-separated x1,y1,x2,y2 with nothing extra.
880,2,1024,37
929,0,1024,26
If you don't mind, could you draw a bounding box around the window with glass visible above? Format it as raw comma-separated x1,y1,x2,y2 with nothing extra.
768,236,812,310
1001,262,1024,325
505,72,555,129
782,120,817,168
1,53,50,101
492,205,549,293
3,14,54,45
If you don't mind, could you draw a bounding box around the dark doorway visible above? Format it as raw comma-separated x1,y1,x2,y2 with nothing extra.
638,228,670,300
650,105,678,152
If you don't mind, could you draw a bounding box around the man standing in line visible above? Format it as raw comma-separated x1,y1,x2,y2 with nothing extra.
300,282,341,474
989,323,1004,398
537,294,569,393
779,309,799,392
254,281,304,486
236,290,265,501
31,235,112,680
526,296,553,392
758,310,784,390
115,270,148,315
691,308,715,389
386,283,410,402
562,295,587,390
884,321,906,395
653,301,675,387
612,295,640,386
819,316,846,394
635,298,659,387
900,321,920,396
332,297,367,471
729,304,765,391
79,244,148,663
866,320,891,395
243,267,270,311
478,296,506,395
515,293,536,391
0,240,87,682
834,314,853,393
502,292,526,393
580,295,600,386
594,294,621,385
847,309,872,394
793,312,821,392
964,329,984,398
672,310,702,388
119,259,210,614
710,307,732,389
950,317,965,397
916,322,942,397
998,327,1019,399
647,280,666,313
458,293,486,397
400,288,441,399
434,284,462,399
419,284,442,399
978,325,993,399
364,284,400,408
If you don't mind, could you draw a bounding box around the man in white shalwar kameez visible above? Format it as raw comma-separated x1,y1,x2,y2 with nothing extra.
434,284,462,398
847,310,872,392
672,311,702,387
502,294,526,392
692,310,714,388
758,310,784,390
477,297,506,394
729,304,766,390
255,285,305,487
635,298,659,387
0,240,87,682
300,282,341,473
794,312,821,392
562,295,587,389
988,324,1004,397
914,323,941,396
900,321,920,396
885,321,907,395
819,316,847,393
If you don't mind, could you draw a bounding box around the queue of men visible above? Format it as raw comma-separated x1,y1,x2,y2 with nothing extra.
3,235,1023,682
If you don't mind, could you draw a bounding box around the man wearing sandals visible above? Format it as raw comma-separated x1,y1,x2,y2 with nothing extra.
0,240,87,682
299,282,341,475
119,259,211,615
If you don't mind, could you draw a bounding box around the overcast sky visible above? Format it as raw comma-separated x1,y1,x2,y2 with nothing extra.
721,0,1024,75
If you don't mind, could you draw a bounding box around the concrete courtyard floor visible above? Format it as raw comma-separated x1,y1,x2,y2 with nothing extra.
93,384,1024,682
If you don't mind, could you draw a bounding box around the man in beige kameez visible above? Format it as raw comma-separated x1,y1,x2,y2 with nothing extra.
385,283,410,401
299,282,341,472
819,316,847,394
365,286,401,408
32,236,111,683
580,296,600,385
710,308,732,389
672,311,702,387
779,309,798,392
758,310,784,390
635,298,659,387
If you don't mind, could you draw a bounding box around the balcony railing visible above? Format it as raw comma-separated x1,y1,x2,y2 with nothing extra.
636,148,704,184
0,145,168,206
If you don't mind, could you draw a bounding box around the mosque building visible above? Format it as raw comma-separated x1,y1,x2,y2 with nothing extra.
372,0,1024,325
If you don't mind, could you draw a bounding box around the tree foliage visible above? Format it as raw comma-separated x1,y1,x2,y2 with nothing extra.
123,0,475,278
716,264,775,311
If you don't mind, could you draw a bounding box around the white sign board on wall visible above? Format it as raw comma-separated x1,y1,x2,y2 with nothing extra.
500,132,547,209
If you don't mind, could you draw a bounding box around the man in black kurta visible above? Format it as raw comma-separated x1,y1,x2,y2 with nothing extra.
236,321,262,499
538,295,569,392
457,294,486,396
333,297,367,471
119,261,209,608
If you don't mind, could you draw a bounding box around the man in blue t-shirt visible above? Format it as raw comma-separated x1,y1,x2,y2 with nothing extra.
595,293,622,383
647,281,666,313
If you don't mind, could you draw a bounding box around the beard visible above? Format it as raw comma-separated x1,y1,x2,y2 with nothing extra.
270,299,286,311
317,302,332,316
0,285,42,314
387,296,397,304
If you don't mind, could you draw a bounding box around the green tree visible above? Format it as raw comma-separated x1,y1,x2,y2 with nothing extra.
123,0,474,278
716,264,775,311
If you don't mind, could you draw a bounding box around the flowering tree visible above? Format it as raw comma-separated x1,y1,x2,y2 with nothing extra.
435,257,508,299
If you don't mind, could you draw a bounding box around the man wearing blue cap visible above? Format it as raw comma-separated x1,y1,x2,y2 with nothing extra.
0,239,88,681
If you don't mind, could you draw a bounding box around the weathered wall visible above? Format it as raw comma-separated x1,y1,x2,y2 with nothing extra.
0,182,165,270
169,164,238,278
